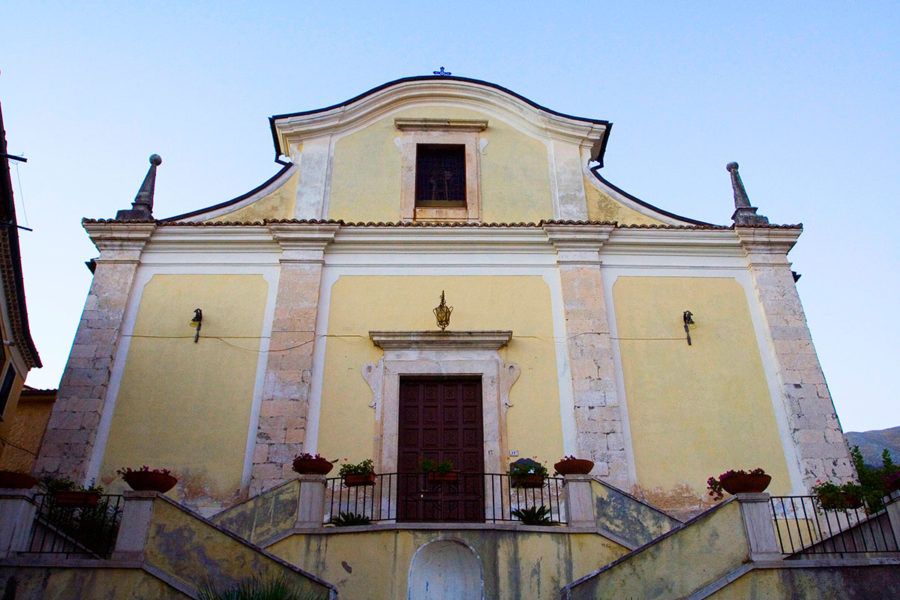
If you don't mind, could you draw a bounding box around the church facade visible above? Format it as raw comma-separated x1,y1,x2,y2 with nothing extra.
36,75,850,522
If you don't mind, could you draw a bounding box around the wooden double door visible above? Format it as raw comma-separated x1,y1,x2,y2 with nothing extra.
397,376,485,522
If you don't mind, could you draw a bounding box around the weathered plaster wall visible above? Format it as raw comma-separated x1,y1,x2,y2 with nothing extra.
100,274,267,509
710,565,900,599
612,276,792,510
0,567,189,600
317,275,562,471
269,527,626,600
206,169,299,223
590,479,680,547
212,479,301,544
566,500,748,599
583,177,665,226
328,106,554,223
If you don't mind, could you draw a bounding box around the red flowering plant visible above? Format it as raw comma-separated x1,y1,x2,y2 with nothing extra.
706,468,767,501
294,453,326,461
117,466,173,477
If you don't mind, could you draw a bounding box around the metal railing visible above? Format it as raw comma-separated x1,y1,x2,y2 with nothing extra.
24,493,124,559
769,495,898,555
325,472,567,525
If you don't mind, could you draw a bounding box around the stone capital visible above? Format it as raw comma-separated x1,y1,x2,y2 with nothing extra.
543,223,614,265
735,226,802,266
268,222,340,263
84,221,156,258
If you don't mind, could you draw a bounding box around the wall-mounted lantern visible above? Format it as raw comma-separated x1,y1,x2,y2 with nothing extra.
190,308,203,343
433,291,453,331
683,311,694,346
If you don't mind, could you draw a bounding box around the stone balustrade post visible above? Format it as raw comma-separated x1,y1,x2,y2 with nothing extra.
0,489,37,557
295,474,327,528
112,490,157,561
736,493,781,560
886,492,900,543
564,475,596,528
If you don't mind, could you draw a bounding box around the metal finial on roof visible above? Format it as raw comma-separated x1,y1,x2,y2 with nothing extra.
726,162,769,226
116,154,161,220
433,67,452,76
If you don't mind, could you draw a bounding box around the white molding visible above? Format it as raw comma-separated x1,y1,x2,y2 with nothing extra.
395,118,488,132
273,80,609,153
370,330,512,350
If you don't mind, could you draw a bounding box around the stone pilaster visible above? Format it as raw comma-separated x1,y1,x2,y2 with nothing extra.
251,223,338,495
737,227,853,489
545,224,630,487
34,222,155,482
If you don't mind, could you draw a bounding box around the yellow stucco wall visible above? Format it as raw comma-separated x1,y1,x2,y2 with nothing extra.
318,275,562,471
206,169,298,223
269,528,626,600
328,106,554,223
100,274,268,504
612,276,791,497
0,392,54,472
584,176,665,225
0,567,191,599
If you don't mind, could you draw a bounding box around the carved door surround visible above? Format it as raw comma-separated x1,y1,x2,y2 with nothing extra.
364,331,519,476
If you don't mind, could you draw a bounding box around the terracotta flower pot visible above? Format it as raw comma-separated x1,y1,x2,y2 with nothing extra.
343,473,376,487
55,490,101,507
123,471,177,493
719,473,771,495
292,457,334,475
0,470,37,489
553,459,594,475
511,474,545,489
427,471,459,482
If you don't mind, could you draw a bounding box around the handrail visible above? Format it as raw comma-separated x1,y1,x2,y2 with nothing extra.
24,493,124,558
769,495,898,555
324,472,567,525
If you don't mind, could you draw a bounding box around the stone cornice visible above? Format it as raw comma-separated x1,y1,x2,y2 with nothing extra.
394,118,488,132
601,227,746,258
84,222,156,258
735,226,802,255
370,330,513,351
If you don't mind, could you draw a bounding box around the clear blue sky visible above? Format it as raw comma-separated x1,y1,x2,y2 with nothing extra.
1,2,897,432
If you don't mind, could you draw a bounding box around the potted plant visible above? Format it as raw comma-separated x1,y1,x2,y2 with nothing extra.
40,476,104,507
419,457,458,482
812,480,864,510
118,466,178,493
292,453,334,475
0,470,37,489
509,458,548,488
553,455,594,476
339,459,376,487
706,468,771,501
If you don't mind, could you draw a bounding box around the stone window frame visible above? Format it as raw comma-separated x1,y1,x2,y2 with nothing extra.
395,118,487,222
363,331,519,477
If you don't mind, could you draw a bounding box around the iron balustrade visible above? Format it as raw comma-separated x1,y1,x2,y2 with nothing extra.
324,472,567,525
25,493,124,559
769,495,898,555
